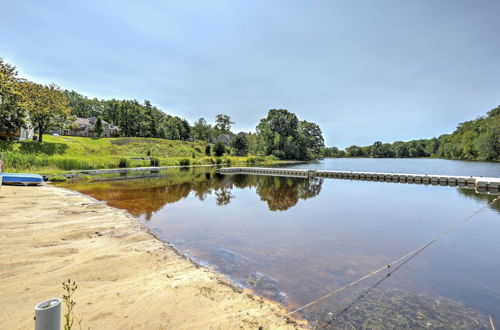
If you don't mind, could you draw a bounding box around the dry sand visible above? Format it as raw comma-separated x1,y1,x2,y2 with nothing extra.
0,185,305,329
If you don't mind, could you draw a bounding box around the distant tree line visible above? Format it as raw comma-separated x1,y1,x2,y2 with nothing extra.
1,57,325,160
323,106,500,161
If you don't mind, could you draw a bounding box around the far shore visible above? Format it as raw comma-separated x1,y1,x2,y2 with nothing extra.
0,184,304,329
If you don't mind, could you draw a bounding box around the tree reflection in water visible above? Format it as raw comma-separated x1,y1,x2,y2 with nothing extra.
457,188,500,213
63,168,324,220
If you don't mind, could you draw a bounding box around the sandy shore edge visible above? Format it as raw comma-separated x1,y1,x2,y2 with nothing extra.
0,184,305,329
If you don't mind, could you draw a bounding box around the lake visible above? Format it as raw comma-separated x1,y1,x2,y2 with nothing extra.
63,158,500,328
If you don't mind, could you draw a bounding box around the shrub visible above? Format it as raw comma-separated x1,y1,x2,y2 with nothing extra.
246,156,257,164
191,152,196,159
205,145,211,156
179,158,191,166
48,175,67,182
272,150,286,159
231,135,249,156
150,157,160,166
214,142,225,157
118,158,128,168
0,141,14,152
215,157,222,165
19,141,68,155
74,174,93,182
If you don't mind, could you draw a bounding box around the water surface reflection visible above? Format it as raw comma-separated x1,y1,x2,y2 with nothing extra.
64,167,499,327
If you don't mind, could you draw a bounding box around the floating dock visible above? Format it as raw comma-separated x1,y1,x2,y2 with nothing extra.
219,167,500,192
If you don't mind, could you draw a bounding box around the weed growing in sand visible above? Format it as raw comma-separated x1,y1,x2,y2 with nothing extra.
62,279,78,330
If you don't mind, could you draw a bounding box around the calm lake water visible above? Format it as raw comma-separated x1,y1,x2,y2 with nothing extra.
64,159,500,327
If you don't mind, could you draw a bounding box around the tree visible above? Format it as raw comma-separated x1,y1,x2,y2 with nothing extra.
214,114,234,134
256,109,299,140
346,145,363,157
192,118,212,141
214,141,226,156
0,58,27,137
391,141,408,158
144,100,157,137
322,146,345,158
255,109,324,160
94,116,104,138
231,135,249,156
296,120,325,160
21,82,71,142
158,125,167,139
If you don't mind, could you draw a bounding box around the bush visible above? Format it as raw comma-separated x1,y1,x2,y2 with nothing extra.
19,141,68,155
246,156,257,164
74,174,93,182
205,145,211,156
272,150,286,159
214,142,225,157
150,157,160,166
118,158,128,168
179,158,191,166
215,157,222,165
223,157,231,165
191,152,196,159
0,141,14,152
48,175,67,182
231,135,249,156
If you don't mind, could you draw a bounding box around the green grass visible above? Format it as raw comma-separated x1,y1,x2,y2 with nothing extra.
0,135,280,174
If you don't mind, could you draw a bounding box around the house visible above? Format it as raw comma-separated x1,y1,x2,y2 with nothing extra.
0,123,35,141
57,117,120,138
213,133,232,145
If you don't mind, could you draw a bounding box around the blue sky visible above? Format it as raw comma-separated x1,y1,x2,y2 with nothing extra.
1,0,499,148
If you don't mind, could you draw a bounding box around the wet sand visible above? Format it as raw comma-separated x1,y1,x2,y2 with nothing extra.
0,185,304,329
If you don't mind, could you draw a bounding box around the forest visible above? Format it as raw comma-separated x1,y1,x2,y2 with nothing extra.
323,106,500,161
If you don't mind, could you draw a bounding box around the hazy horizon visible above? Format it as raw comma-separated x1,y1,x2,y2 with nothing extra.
1,0,499,148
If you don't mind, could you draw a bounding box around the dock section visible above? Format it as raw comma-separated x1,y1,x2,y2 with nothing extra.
219,167,500,192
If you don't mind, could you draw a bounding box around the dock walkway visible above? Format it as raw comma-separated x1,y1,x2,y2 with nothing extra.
220,167,500,192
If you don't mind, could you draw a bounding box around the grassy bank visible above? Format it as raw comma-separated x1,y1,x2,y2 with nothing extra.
0,135,280,174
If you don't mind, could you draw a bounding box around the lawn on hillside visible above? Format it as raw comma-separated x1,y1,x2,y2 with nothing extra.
0,136,277,174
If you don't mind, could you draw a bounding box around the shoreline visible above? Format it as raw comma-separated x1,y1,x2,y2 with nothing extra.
0,184,305,329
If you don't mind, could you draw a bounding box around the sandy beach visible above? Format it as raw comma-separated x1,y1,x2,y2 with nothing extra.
0,184,305,329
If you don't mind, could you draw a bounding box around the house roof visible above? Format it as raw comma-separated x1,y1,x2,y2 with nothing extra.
74,117,119,130
75,117,91,126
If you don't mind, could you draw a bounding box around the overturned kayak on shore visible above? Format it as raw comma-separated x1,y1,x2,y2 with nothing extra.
0,173,44,186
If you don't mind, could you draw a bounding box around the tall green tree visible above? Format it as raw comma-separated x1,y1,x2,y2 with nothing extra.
255,109,324,160
21,82,71,142
94,116,104,138
0,58,27,137
256,109,299,140
296,120,325,159
214,114,234,134
192,118,213,141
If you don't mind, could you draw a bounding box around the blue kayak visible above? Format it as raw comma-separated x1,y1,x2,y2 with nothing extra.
0,173,44,185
